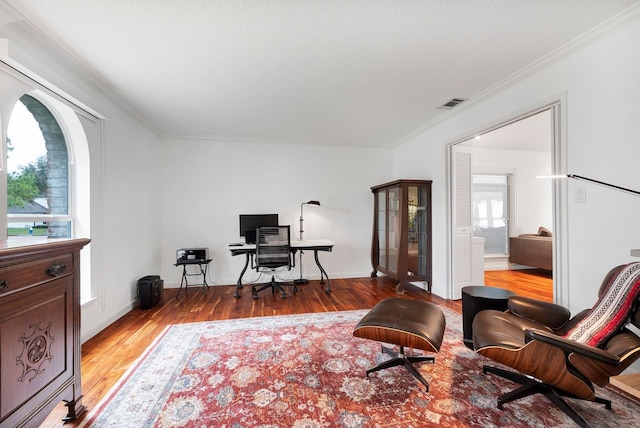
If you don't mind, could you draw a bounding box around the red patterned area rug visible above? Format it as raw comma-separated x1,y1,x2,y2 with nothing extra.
81,307,639,427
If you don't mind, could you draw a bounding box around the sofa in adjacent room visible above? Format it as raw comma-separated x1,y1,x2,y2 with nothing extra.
508,227,552,271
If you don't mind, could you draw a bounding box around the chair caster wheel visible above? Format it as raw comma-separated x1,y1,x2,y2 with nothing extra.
253,294,258,300
293,286,298,294
281,293,287,299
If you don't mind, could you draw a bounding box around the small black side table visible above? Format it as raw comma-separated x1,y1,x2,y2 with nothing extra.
175,259,212,299
461,286,516,349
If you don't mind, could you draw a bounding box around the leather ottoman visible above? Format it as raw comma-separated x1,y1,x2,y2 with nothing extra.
353,297,446,391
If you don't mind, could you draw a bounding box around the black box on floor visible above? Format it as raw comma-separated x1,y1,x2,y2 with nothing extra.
138,275,163,309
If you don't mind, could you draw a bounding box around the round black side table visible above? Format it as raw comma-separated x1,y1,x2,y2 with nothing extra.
461,286,516,349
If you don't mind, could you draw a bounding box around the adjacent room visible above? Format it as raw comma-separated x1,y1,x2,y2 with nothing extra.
0,1,639,427
463,110,554,301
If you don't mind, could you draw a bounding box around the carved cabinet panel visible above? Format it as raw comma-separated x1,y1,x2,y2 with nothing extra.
0,238,89,427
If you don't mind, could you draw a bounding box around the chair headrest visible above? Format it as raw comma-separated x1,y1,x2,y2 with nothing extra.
598,265,627,297
599,264,640,328
565,262,640,347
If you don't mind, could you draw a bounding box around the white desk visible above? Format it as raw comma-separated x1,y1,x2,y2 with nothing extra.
229,239,335,297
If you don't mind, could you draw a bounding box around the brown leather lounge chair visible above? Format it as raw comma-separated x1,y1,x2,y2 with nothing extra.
473,263,640,427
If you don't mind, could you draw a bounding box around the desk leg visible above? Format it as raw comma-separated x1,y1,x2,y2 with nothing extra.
234,253,250,298
176,265,188,299
177,263,210,299
293,249,308,285
313,250,331,293
200,264,210,295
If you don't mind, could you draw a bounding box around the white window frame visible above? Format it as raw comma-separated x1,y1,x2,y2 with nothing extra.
6,94,74,239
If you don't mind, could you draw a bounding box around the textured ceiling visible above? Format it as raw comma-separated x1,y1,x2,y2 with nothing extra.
2,0,639,147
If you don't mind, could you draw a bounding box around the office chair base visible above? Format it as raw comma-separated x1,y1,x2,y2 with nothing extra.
251,277,297,299
483,365,611,428
366,345,435,392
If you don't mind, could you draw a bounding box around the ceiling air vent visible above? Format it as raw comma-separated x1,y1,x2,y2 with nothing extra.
438,97,468,110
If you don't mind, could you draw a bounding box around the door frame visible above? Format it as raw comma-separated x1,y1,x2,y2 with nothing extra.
445,99,569,305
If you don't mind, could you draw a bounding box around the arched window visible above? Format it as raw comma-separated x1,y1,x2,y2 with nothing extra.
7,94,71,238
1,54,100,303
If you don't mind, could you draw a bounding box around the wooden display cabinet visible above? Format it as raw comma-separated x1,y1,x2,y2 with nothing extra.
371,180,432,293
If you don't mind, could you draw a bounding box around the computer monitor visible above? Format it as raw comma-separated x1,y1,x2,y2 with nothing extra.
239,214,279,243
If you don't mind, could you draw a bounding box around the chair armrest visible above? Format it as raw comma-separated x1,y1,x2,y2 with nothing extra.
525,329,620,366
509,296,571,330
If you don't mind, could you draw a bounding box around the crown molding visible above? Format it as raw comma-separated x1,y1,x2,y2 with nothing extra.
162,131,390,149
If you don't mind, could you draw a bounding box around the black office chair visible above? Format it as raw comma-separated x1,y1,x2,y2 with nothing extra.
251,226,297,299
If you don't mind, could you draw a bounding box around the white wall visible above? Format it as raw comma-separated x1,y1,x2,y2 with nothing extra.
159,138,393,288
473,148,552,236
394,13,640,315
0,28,164,342
80,105,162,341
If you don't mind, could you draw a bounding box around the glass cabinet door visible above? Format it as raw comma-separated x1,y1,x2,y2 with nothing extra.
408,185,429,277
388,186,401,274
377,190,387,270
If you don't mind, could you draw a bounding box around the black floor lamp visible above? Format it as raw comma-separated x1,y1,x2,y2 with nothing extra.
565,174,640,196
541,174,640,257
295,200,320,285
539,174,640,196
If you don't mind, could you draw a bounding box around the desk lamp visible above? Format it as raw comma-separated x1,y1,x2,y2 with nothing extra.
295,200,321,284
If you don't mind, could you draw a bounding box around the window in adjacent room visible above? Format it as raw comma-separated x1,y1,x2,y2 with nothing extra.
472,174,510,256
7,95,72,239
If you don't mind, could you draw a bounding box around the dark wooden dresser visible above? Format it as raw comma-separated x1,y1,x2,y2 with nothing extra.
0,238,90,427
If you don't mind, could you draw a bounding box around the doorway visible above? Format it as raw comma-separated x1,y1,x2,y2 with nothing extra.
449,107,558,300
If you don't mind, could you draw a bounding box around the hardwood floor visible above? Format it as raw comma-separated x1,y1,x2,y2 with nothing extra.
484,268,553,302
41,270,552,426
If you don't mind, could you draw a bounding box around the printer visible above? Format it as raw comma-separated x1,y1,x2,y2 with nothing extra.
176,248,209,264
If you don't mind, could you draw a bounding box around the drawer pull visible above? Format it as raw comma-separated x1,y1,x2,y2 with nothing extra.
47,262,67,277
0,280,6,291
